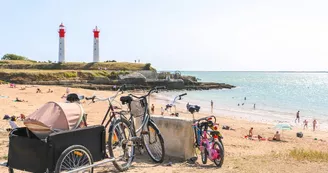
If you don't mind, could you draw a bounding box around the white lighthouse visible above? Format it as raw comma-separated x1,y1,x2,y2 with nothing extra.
93,26,100,62
58,23,66,63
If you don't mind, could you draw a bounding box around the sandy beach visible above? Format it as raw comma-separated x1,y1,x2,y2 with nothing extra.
0,84,328,173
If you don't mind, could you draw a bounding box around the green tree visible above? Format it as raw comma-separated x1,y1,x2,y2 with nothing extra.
1,54,29,61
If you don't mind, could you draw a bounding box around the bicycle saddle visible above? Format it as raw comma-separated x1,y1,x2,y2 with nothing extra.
188,105,200,113
120,96,132,105
66,93,84,103
188,107,196,114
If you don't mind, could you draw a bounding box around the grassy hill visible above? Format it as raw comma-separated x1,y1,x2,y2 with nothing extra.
0,69,129,83
0,60,154,71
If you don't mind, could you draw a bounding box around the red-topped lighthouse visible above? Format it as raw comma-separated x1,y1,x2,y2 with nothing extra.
58,23,66,63
93,26,100,62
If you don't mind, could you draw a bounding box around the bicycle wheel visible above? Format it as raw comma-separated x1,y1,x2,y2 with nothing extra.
213,141,224,167
108,118,135,172
142,121,165,163
201,143,207,164
55,145,93,173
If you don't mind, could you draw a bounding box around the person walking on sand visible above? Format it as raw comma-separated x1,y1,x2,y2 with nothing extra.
303,119,308,129
211,100,213,113
313,119,317,131
66,87,70,94
161,107,164,115
295,111,300,123
151,104,155,114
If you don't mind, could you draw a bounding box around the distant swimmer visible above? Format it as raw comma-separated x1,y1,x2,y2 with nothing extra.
242,103,244,106
244,97,246,100
253,104,256,110
238,104,240,106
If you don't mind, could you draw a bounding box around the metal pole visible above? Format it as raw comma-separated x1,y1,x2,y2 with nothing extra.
66,157,115,173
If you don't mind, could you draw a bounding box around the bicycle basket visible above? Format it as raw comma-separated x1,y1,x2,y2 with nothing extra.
129,99,146,117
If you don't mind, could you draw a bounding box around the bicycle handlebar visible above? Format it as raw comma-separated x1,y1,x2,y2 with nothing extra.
179,93,187,97
129,86,166,99
193,115,216,124
86,84,126,103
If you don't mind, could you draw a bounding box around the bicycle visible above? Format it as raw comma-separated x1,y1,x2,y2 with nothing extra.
165,93,187,116
109,86,166,166
85,85,136,172
188,106,224,167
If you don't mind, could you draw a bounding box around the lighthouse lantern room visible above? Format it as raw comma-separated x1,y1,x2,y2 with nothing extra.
58,23,66,63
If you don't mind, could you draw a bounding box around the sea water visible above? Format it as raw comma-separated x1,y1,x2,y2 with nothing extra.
158,71,328,129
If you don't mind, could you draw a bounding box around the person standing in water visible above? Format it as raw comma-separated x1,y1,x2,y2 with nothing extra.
313,119,317,131
295,111,300,123
303,119,308,129
253,104,256,110
211,100,213,113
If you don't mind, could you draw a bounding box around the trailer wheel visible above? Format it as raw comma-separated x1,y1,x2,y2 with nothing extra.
55,145,94,173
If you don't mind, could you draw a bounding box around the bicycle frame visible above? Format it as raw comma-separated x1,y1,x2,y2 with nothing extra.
199,129,219,161
86,86,126,129
165,93,187,115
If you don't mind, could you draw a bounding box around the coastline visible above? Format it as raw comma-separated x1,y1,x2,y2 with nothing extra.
155,90,328,131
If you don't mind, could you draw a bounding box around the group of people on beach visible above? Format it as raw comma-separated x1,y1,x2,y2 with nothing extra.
247,127,281,141
295,110,318,131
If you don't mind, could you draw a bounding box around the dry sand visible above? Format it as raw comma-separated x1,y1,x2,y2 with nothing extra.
0,84,328,173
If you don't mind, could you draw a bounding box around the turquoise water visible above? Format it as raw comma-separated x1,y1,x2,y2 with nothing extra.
159,71,328,128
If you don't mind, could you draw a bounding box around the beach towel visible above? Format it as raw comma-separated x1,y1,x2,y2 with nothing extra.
0,96,8,98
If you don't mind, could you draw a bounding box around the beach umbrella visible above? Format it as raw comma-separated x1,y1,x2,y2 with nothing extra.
274,123,292,131
274,123,292,138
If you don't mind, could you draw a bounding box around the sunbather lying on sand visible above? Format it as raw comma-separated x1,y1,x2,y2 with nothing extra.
222,125,236,131
268,131,281,141
15,97,27,102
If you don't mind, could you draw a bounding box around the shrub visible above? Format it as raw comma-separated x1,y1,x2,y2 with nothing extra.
289,148,328,162
143,63,151,70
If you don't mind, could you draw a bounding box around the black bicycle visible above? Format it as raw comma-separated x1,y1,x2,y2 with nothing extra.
107,86,166,170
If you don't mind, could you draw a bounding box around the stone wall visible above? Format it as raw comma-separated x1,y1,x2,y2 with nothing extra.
150,115,194,159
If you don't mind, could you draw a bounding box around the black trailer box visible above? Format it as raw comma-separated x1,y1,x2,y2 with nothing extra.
7,125,106,173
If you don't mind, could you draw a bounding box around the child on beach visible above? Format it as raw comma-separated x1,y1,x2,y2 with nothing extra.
303,119,308,129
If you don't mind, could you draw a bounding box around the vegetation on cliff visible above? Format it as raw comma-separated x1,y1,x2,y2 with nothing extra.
0,69,129,83
0,54,156,71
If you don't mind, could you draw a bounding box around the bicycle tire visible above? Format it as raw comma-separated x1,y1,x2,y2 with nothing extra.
108,118,135,172
55,145,93,173
213,141,224,167
142,121,165,163
219,138,224,150
201,145,207,164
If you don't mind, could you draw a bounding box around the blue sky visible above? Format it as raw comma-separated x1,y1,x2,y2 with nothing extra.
1,0,328,71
